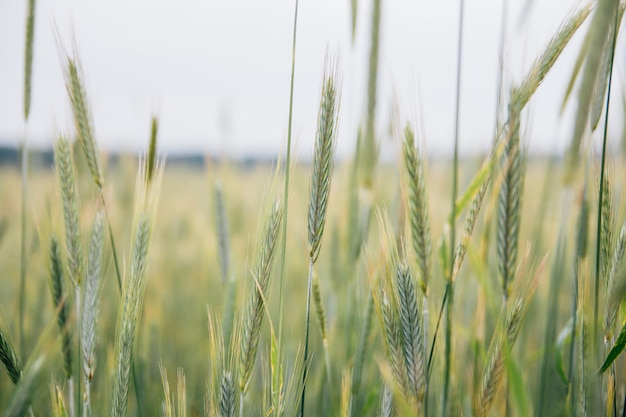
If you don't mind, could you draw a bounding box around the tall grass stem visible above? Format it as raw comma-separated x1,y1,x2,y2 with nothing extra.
277,2,300,404
593,0,619,346
443,0,465,414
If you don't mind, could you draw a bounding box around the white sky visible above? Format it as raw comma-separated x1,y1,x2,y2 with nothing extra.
0,0,623,159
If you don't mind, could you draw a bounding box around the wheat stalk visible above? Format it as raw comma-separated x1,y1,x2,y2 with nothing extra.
214,181,231,284
82,211,104,417
349,294,375,417
565,0,618,173
48,235,72,381
302,58,340,417
360,0,381,189
497,106,523,299
3,355,45,417
23,0,36,120
603,221,625,340
54,134,83,417
513,3,592,111
395,262,424,407
276,1,300,409
451,180,489,282
19,0,36,354
308,60,340,263
160,363,173,417
239,201,282,401
476,254,543,417
379,287,408,396
177,368,187,417
402,124,431,295
218,372,236,417
577,261,589,417
0,328,22,385
146,117,158,186
595,167,614,342
111,158,162,417
111,214,152,417
378,383,393,417
64,56,102,188
599,170,614,282
312,275,331,386
54,136,83,287
477,298,522,417
207,309,239,417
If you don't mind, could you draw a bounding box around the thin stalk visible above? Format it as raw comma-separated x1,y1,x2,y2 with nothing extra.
19,137,27,356
100,194,144,417
75,286,81,417
568,177,588,415
443,281,453,417
423,297,430,416
604,8,620,414
20,0,36,359
277,0,299,403
428,284,449,379
536,199,568,416
101,195,123,291
442,0,465,414
300,259,314,417
594,0,619,347
493,0,508,136
83,380,92,417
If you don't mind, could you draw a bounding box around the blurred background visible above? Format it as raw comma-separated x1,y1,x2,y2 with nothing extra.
1,0,623,161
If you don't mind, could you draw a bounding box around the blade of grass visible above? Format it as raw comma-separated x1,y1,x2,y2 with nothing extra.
535,198,568,416
302,58,340,417
443,1,465,415
19,0,37,358
593,0,619,346
276,0,299,410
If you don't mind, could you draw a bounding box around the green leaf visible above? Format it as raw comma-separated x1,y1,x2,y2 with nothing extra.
450,138,505,224
555,318,573,383
599,321,626,373
504,343,531,417
561,24,593,112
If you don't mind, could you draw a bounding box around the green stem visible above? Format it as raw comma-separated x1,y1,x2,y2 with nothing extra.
493,0,508,137
100,193,143,417
75,286,81,417
101,197,123,291
442,281,453,417
428,284,449,379
19,137,27,356
443,0,465,414
277,0,299,404
423,298,430,416
594,0,619,350
83,379,92,417
536,200,568,417
300,259,314,417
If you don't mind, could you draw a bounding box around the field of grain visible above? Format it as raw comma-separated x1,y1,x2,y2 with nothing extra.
2,0,626,416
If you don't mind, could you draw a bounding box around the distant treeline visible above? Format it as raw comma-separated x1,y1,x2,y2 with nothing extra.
0,146,280,170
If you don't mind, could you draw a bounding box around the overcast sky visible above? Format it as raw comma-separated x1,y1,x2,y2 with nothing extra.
0,0,623,159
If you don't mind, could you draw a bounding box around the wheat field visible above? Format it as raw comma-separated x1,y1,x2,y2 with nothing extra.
1,0,626,416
